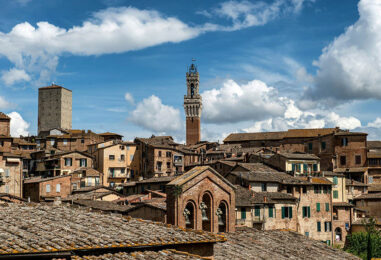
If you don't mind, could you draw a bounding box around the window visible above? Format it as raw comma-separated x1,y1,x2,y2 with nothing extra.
342,138,348,146
333,176,338,185
323,186,328,194
303,164,308,174
369,176,374,184
333,190,339,199
110,182,115,187
64,158,72,167
121,168,125,174
131,170,134,179
326,240,331,246
109,155,115,160
326,203,330,212
302,206,311,218
281,207,293,219
321,142,326,150
130,155,134,161
287,186,292,193
95,177,100,185
87,177,92,186
308,143,313,151
269,206,275,218
261,183,267,192
302,186,307,194
166,151,172,158
324,221,332,232
50,139,55,146
63,139,68,145
316,203,321,212
254,206,260,217
81,139,84,144
73,183,78,190
314,185,321,194
120,155,125,161
80,159,87,167
109,168,115,177
241,208,246,219
157,161,162,171
5,169,9,178
46,184,51,193
167,162,171,169
317,222,321,232
5,185,9,193
305,232,309,237
355,155,361,165
340,156,346,166
56,184,61,193
158,151,162,157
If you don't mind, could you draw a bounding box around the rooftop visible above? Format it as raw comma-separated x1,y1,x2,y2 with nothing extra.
214,227,359,260
39,84,72,92
72,250,204,260
235,186,297,206
0,204,225,256
0,112,10,120
353,192,381,200
279,152,320,160
368,141,381,149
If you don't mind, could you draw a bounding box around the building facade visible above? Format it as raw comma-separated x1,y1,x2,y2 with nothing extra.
184,62,202,145
38,84,72,134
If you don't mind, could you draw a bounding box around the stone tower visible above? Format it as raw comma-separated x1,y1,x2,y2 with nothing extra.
38,84,72,135
184,62,202,145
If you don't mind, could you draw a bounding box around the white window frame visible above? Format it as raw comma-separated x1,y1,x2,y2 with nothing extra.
46,184,51,193
56,183,61,193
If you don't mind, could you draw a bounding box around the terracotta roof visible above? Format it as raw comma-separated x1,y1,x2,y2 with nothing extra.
0,204,225,256
333,202,354,207
23,175,71,184
217,160,237,167
72,167,102,177
168,166,235,189
368,184,381,192
0,193,27,203
214,227,359,260
334,167,367,173
136,176,176,184
0,112,10,120
345,179,368,186
322,171,345,177
353,192,381,200
368,141,381,149
39,84,72,92
334,131,367,136
286,128,337,138
367,152,381,158
99,132,123,137
72,199,133,212
71,185,114,193
235,186,297,206
72,250,205,260
296,176,333,185
279,152,320,160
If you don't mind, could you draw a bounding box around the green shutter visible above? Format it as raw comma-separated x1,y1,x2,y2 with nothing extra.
333,176,338,185
269,207,273,218
316,203,320,212
289,207,293,218
282,207,285,219
307,207,311,218
255,206,260,217
325,203,329,212
302,207,306,218
313,164,318,172
317,222,321,232
333,190,339,199
292,164,295,172
241,208,246,219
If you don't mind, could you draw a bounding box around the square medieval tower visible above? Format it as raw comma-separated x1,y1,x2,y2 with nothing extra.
38,84,72,134
184,62,202,145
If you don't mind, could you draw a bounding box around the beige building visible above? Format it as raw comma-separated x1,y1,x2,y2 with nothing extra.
38,84,72,134
91,142,138,187
0,153,23,197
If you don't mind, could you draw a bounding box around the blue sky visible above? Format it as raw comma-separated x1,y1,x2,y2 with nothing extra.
1,0,381,142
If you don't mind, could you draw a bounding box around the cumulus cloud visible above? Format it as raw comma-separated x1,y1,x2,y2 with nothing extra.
0,7,200,86
1,68,31,85
7,112,30,137
202,79,284,124
124,92,134,105
0,96,13,110
305,0,381,102
129,95,182,133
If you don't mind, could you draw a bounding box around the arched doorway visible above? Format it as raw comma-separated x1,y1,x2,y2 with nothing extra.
183,201,196,229
217,201,228,233
201,193,212,232
335,227,342,241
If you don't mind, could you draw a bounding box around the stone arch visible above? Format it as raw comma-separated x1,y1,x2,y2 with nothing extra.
217,200,229,233
335,227,342,241
200,191,213,232
183,200,196,229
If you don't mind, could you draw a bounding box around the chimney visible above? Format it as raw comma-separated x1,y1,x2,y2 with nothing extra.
264,196,267,203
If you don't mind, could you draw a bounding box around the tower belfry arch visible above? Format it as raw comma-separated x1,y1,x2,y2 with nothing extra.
184,60,202,145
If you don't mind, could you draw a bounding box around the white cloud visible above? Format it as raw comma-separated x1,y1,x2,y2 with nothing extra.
0,7,200,86
0,96,13,110
305,0,381,102
124,92,134,105
1,68,31,85
367,118,381,128
129,95,182,133
7,112,30,137
202,79,284,124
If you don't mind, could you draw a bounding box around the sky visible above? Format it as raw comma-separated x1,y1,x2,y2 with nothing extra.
1,0,381,142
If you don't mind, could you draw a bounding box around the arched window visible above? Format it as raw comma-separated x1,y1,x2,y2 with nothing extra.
190,83,195,98
200,193,213,232
335,227,342,241
217,201,228,233
183,201,196,229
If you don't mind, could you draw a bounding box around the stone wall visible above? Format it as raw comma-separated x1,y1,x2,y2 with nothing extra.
186,117,200,146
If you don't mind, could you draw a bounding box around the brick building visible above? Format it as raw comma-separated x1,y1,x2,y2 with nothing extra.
23,175,72,202
166,166,236,233
184,62,202,145
0,153,23,197
0,112,10,136
38,84,72,134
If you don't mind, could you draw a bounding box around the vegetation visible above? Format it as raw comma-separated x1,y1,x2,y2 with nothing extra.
345,218,381,260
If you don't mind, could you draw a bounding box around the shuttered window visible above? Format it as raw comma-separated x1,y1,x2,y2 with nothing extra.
316,203,320,212
333,190,339,199
326,203,330,212
269,206,274,218
317,222,321,232
241,208,246,219
254,206,260,217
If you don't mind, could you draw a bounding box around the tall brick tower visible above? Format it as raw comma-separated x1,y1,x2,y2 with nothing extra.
184,61,202,145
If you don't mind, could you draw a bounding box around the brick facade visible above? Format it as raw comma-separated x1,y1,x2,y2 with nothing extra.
186,117,201,146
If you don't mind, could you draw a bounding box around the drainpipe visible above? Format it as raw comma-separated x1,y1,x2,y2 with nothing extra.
331,184,334,245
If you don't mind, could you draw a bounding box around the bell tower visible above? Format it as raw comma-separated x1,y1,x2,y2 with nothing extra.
184,60,202,145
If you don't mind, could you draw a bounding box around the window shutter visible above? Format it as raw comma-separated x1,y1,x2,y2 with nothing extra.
282,207,285,219
241,208,246,219
302,207,306,218
316,203,320,212
333,190,338,199
333,176,338,185
289,207,293,218
317,222,321,232
303,164,308,173
255,206,260,217
313,164,318,172
292,164,295,172
326,203,329,212
307,207,311,218
269,207,273,218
